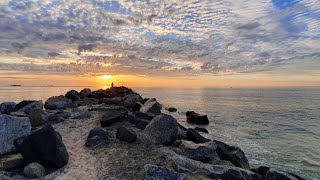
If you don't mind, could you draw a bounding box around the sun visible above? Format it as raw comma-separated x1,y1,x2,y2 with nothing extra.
101,75,112,79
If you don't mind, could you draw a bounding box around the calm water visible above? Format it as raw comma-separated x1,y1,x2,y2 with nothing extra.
1,86,320,179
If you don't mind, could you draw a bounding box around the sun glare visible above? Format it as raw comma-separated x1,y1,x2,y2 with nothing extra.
101,75,112,79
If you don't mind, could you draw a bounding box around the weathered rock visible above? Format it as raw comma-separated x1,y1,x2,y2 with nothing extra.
195,127,208,133
139,98,162,115
136,120,149,130
14,101,37,112
23,162,46,178
186,111,209,125
213,140,250,169
132,102,143,111
10,111,28,117
265,169,299,180
44,95,74,110
74,98,100,106
85,127,111,147
100,97,123,105
14,124,69,168
116,127,137,143
211,160,235,167
100,110,128,127
28,109,48,127
182,146,220,163
65,90,80,101
186,128,210,144
48,111,71,121
0,115,31,155
72,111,91,119
0,102,16,114
17,101,43,114
251,166,270,177
144,114,178,145
128,115,149,130
80,88,92,99
0,153,25,170
133,112,154,121
165,106,177,112
123,93,142,109
172,155,262,180
144,164,186,180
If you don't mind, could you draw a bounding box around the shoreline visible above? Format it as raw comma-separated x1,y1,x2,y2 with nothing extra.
0,86,311,179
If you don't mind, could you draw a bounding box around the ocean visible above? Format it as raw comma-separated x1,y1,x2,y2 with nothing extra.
1,86,320,179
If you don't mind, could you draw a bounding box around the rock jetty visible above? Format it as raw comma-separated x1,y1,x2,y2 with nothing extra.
0,86,307,180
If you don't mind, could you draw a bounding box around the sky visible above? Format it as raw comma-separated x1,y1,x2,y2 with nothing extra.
0,0,319,88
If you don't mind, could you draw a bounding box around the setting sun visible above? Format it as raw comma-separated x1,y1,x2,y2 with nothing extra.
101,75,112,79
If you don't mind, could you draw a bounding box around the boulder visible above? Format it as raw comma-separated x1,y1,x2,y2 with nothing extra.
128,115,149,130
0,102,16,114
123,93,142,109
10,111,28,117
213,140,250,169
133,112,154,121
265,169,300,180
139,99,162,115
172,155,262,180
80,88,92,99
100,97,123,105
132,102,142,112
136,120,149,130
0,153,26,171
14,124,69,168
65,90,80,101
14,101,37,112
44,95,74,110
143,114,178,145
144,164,186,180
17,101,43,115
0,115,31,155
48,111,71,121
182,146,220,163
74,98,100,106
251,166,270,177
85,127,111,147
116,127,137,143
186,128,210,144
165,106,177,112
186,111,209,125
28,109,48,127
22,162,46,178
195,127,208,133
72,111,91,119
100,110,128,127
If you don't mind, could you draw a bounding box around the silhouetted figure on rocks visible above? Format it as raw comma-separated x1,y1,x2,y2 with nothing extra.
111,82,114,88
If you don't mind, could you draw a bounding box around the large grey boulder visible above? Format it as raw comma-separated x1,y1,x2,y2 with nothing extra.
182,146,220,163
17,101,43,115
116,127,137,143
28,109,48,127
265,169,300,180
100,110,128,127
186,111,209,125
123,93,142,109
0,115,31,155
172,155,262,180
65,90,80,101
144,164,186,180
0,102,16,114
85,127,112,147
44,95,74,110
14,124,69,168
143,114,178,145
80,88,92,99
23,162,46,178
139,98,162,115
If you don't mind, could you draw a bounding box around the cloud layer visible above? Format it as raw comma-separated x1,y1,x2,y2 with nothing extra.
0,0,319,77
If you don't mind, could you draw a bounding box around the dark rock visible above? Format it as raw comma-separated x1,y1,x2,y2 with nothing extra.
143,114,178,145
265,169,299,180
28,109,48,127
136,120,149,130
128,115,149,130
10,111,28,117
80,88,92,99
139,98,162,115
213,140,250,169
0,115,31,155
14,124,69,168
116,127,137,143
132,102,142,111
177,127,187,140
48,111,71,121
0,102,16,114
144,164,186,180
182,146,220,163
100,110,128,127
0,153,26,171
251,166,270,177
165,106,177,112
23,162,46,178
100,97,123,105
123,93,142,109
44,95,74,110
133,112,154,121
195,127,209,133
74,98,100,106
85,127,111,147
65,90,80,101
14,101,37,112
186,128,210,144
172,155,262,180
17,101,43,115
186,111,209,125
72,111,91,119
